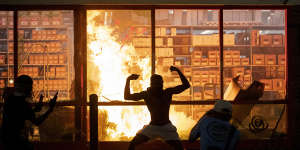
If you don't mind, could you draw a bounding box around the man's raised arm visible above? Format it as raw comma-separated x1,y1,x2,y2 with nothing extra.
124,74,146,101
167,66,191,94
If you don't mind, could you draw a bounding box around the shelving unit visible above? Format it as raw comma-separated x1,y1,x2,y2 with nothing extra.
0,11,74,101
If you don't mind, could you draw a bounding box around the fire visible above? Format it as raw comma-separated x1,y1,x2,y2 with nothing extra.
87,10,196,141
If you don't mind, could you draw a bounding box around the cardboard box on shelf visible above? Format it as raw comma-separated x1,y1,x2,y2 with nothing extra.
278,71,285,79
209,58,217,66
192,70,201,78
253,54,265,65
192,50,202,58
265,54,276,65
1,72,8,77
160,28,166,36
8,55,14,64
241,58,249,65
155,28,160,36
278,54,285,65
231,51,240,59
224,58,232,66
193,92,203,100
260,79,273,90
232,58,240,66
156,38,163,46
200,71,209,78
192,58,201,66
201,58,208,66
208,51,218,59
167,38,173,46
232,67,244,77
260,35,272,46
171,28,176,36
272,34,283,46
251,30,259,46
224,34,235,46
192,77,202,86
183,67,192,76
0,55,5,64
201,78,209,85
224,51,232,59
273,79,285,90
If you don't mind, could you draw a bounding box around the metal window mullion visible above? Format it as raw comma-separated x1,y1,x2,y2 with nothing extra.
219,9,224,99
151,8,156,75
13,10,18,79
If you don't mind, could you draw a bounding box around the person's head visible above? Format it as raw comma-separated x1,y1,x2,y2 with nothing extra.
14,75,33,97
212,100,232,121
150,74,163,89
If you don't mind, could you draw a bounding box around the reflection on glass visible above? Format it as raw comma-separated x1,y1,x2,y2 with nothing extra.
0,11,14,100
223,10,286,100
17,11,74,101
87,10,151,141
155,9,220,101
232,104,286,139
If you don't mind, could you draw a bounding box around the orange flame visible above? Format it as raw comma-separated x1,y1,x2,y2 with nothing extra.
87,10,197,141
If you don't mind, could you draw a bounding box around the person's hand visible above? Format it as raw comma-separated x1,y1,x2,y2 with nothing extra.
35,94,44,112
170,66,179,72
49,92,58,109
127,74,139,80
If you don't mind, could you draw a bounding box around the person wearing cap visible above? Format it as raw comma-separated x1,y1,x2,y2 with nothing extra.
1,75,57,150
189,100,240,150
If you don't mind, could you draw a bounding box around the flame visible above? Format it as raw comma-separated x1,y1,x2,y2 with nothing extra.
87,10,196,141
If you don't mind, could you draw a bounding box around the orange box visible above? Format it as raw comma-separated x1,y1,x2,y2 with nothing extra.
251,30,259,46
192,77,202,86
209,70,218,78
208,51,217,59
200,71,209,78
192,50,202,58
192,70,201,78
208,58,217,66
232,58,240,66
241,58,249,65
232,67,244,76
183,68,192,76
0,55,5,64
260,79,273,91
265,54,276,65
273,34,283,46
231,51,240,59
200,78,209,85
224,51,232,59
224,58,232,66
253,54,265,65
278,54,285,65
260,35,272,46
201,58,208,66
192,58,201,66
273,79,285,90
193,92,203,100
8,55,14,64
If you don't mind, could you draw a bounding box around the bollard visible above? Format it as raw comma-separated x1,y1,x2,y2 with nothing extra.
90,94,98,150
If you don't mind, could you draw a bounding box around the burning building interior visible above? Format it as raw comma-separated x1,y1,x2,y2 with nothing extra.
0,3,300,150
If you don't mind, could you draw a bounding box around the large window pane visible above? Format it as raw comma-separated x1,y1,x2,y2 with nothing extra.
87,10,151,141
155,9,220,101
18,11,74,101
223,10,286,100
0,11,14,100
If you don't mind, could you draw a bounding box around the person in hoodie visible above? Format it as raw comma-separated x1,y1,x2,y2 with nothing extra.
189,100,240,150
124,66,190,150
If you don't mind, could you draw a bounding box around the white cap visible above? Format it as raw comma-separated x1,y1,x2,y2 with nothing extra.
212,100,232,113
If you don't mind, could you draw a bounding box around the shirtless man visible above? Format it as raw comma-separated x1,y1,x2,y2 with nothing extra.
124,66,190,150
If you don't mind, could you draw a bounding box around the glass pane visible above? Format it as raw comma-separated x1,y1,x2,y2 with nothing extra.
18,11,74,101
232,104,287,139
155,9,220,101
0,11,14,101
35,106,75,142
223,10,286,100
87,105,213,141
87,10,151,101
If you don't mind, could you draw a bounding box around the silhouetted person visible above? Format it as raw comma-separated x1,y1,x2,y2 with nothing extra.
1,75,57,150
124,66,190,150
189,100,240,150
